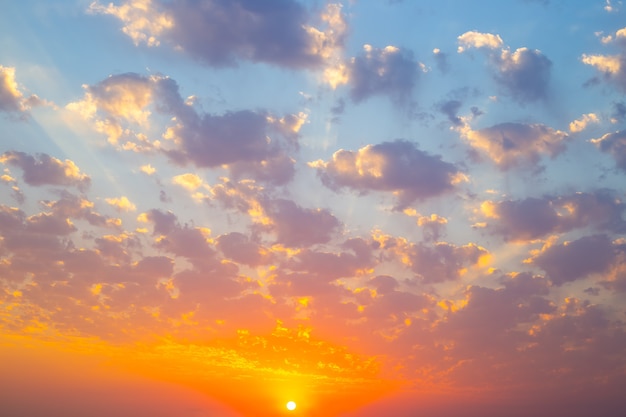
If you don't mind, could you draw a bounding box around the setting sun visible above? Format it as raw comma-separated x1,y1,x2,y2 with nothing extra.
286,401,296,411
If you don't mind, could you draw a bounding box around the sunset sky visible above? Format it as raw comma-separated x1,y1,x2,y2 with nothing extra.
1,1,626,416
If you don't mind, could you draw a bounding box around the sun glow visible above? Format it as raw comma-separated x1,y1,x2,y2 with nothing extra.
286,401,297,411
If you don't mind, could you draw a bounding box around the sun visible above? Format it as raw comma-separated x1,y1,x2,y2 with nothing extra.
286,401,297,411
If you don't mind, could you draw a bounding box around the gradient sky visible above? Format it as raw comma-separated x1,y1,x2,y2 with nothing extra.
1,1,626,416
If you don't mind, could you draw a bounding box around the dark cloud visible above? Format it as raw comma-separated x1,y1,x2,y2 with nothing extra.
25,213,77,235
262,198,341,247
532,234,618,285
285,238,374,281
611,101,626,123
311,140,461,210
0,151,91,191
92,0,346,69
347,45,419,104
591,129,626,172
145,209,215,262
494,47,552,102
403,242,488,283
438,99,463,126
481,190,626,241
217,232,272,267
166,110,283,165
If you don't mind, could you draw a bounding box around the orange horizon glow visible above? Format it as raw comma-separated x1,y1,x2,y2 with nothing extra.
0,323,406,417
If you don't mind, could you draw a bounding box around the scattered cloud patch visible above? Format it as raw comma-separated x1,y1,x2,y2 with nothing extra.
569,113,600,132
458,121,568,170
458,31,552,102
0,151,91,191
591,129,626,172
345,45,420,105
309,140,462,210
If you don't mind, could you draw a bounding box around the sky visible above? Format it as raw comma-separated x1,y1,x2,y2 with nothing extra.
1,0,626,416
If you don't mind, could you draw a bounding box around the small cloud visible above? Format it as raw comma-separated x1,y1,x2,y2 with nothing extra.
457,31,504,53
569,113,600,132
604,0,622,13
172,173,204,191
140,164,156,175
438,99,463,126
0,65,45,116
105,196,137,212
432,48,450,73
591,130,626,172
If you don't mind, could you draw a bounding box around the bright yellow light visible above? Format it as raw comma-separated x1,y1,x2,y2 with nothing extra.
286,401,297,411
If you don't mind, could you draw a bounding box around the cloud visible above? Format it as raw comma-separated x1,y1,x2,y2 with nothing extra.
457,31,504,52
66,72,169,145
140,164,156,175
216,232,272,267
591,130,626,172
458,31,552,102
25,213,77,235
143,209,216,263
261,198,341,247
610,101,626,123
0,65,43,114
88,0,173,47
569,113,600,132
0,151,91,191
68,72,304,184
495,47,552,102
344,45,420,104
479,190,626,241
284,238,375,281
531,235,619,285
438,99,463,126
604,0,621,12
416,213,448,242
309,140,462,210
458,122,569,170
401,242,489,283
90,0,347,69
105,196,137,212
439,273,552,354
432,48,449,73
43,191,114,228
171,173,204,191
582,27,626,91
164,110,298,182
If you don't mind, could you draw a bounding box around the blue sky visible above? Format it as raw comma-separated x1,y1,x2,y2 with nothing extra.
1,1,626,417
